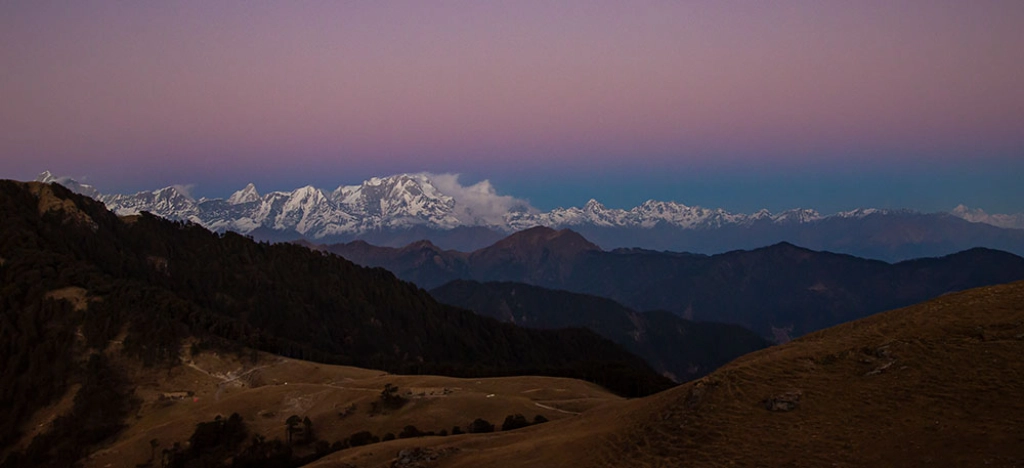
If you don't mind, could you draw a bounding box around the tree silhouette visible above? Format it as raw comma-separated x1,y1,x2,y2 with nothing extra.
301,416,314,444
285,415,301,444
467,418,494,433
501,414,529,431
347,431,378,447
371,383,408,414
398,425,422,439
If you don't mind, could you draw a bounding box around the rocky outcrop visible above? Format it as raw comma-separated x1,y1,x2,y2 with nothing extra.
763,390,802,412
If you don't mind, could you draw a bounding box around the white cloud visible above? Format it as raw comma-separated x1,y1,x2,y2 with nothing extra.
164,184,197,201
421,173,537,225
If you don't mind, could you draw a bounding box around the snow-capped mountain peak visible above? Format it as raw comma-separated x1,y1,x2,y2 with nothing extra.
154,185,195,202
837,208,883,218
583,199,605,211
35,171,102,199
951,204,1024,230
329,174,458,228
34,171,1024,242
772,208,822,224
227,183,261,205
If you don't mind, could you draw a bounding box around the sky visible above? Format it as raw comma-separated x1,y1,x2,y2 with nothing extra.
2,1,1023,214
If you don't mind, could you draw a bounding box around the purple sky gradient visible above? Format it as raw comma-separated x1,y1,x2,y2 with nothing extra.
2,1,1022,212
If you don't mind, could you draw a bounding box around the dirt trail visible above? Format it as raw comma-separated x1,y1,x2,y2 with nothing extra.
534,402,580,415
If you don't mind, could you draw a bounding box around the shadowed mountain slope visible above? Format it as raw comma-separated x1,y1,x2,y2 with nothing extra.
430,280,769,382
326,227,1024,338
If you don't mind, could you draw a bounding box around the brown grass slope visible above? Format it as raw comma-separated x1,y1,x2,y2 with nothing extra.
314,280,1024,468
80,349,619,468
592,279,1024,467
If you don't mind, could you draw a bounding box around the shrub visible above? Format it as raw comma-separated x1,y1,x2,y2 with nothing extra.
467,418,494,434
501,414,530,431
347,431,379,447
398,425,422,439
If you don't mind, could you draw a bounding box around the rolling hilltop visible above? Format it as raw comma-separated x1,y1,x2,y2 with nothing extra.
327,226,1024,339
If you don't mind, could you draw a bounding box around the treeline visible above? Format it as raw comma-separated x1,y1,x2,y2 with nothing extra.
157,409,550,468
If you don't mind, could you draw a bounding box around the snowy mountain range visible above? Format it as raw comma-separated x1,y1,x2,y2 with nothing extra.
35,171,1024,259
38,172,524,238
951,204,1024,230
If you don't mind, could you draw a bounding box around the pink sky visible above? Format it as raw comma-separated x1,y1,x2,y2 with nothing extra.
1,1,1022,210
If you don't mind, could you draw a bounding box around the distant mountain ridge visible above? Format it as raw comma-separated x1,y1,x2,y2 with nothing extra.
325,227,1024,340
952,204,1024,230
430,280,770,383
37,171,1024,260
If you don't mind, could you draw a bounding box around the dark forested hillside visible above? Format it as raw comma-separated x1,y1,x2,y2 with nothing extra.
430,280,769,382
327,227,1024,339
0,181,671,466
